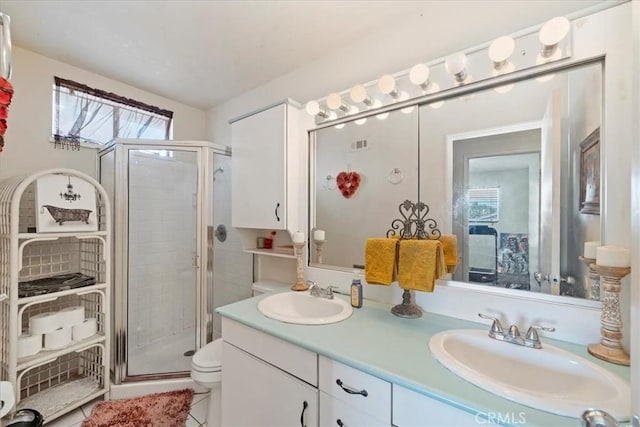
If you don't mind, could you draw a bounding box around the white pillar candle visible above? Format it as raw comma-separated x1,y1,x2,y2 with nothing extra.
313,229,325,241
596,245,630,268
292,231,305,243
583,241,600,259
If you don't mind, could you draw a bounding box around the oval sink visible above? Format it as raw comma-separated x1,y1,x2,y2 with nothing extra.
429,329,630,420
257,291,353,325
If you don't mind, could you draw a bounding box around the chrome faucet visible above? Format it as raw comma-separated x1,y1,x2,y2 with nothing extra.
478,313,555,349
308,281,336,299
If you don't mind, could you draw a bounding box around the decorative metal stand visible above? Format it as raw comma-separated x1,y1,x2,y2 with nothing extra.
313,238,325,264
291,241,309,291
587,265,630,366
387,200,441,319
579,256,600,300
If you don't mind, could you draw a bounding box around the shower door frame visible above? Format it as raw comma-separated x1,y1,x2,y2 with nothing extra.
100,139,230,384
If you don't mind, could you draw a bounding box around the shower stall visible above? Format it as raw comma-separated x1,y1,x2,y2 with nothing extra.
98,139,251,385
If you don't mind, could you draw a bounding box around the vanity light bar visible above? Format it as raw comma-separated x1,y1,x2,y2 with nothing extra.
305,15,571,123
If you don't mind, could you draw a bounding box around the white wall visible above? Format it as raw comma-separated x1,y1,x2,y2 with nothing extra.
0,46,207,181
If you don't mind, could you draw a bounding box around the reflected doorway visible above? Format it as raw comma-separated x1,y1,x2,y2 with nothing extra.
452,127,541,291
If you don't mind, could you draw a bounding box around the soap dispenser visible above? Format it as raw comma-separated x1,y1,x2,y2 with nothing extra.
351,270,363,308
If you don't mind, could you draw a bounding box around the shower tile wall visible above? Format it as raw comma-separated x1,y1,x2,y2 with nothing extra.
212,154,253,341
128,152,197,350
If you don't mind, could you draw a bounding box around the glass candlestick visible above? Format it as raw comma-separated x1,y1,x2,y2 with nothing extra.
587,264,630,366
290,241,308,291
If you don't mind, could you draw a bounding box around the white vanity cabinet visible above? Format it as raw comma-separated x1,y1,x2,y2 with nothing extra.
392,385,478,427
223,342,318,427
221,318,318,426
231,100,302,231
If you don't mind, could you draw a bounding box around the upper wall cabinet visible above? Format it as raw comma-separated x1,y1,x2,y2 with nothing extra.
231,100,303,231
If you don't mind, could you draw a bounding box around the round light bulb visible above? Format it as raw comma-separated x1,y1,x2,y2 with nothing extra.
355,118,367,125
305,100,320,116
425,81,444,109
377,74,396,95
489,36,515,63
350,85,368,103
335,123,345,129
326,93,343,110
409,64,430,86
376,112,389,120
539,16,570,46
445,52,468,76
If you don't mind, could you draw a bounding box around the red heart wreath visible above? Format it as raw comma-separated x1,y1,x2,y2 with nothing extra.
336,171,361,199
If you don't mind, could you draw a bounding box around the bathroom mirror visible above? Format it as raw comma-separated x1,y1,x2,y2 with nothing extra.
310,61,602,299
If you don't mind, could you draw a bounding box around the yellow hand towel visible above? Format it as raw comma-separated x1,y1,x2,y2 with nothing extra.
439,234,459,274
397,239,445,292
365,238,397,285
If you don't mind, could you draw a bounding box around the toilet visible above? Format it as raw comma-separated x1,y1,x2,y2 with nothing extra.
191,338,222,427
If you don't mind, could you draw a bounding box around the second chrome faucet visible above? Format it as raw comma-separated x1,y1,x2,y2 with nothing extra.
478,313,555,349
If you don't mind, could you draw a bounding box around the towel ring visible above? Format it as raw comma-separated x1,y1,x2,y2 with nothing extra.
324,174,336,190
388,168,404,184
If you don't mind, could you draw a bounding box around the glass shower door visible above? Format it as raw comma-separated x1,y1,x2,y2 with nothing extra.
126,149,199,376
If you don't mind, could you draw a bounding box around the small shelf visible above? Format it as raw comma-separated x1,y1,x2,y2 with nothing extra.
245,248,296,259
16,230,108,240
17,334,106,371
16,377,103,421
17,283,108,305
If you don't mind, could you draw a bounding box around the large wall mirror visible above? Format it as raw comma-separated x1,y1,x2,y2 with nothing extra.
310,61,602,300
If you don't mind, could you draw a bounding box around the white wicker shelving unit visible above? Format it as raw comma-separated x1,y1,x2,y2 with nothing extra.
0,168,110,424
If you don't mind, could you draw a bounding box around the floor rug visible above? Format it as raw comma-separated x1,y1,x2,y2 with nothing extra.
82,388,194,427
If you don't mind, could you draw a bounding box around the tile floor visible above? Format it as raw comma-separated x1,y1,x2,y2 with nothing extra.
44,391,210,426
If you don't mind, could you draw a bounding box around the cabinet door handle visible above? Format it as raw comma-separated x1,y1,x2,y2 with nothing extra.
336,379,368,397
300,400,308,427
275,202,280,222
337,419,346,427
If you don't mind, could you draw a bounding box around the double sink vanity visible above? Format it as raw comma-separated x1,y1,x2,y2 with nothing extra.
218,290,630,426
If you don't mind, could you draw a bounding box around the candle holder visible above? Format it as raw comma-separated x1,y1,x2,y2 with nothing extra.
290,241,309,291
313,238,325,264
587,264,630,366
578,256,600,300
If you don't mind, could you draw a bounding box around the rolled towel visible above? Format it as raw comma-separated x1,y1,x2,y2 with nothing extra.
397,239,445,292
364,238,397,285
439,234,459,274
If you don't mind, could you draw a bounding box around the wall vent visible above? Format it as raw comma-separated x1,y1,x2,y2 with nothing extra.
350,139,369,151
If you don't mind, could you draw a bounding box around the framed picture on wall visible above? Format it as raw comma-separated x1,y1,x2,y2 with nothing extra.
579,127,600,215
35,174,98,232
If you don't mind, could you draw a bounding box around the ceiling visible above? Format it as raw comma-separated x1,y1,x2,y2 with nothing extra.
0,0,608,110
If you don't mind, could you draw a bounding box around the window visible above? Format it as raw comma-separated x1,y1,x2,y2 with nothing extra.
52,77,173,149
467,187,500,223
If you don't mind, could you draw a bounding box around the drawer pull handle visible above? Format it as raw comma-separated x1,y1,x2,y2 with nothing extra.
275,202,281,222
300,400,308,427
336,379,368,397
337,420,346,427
